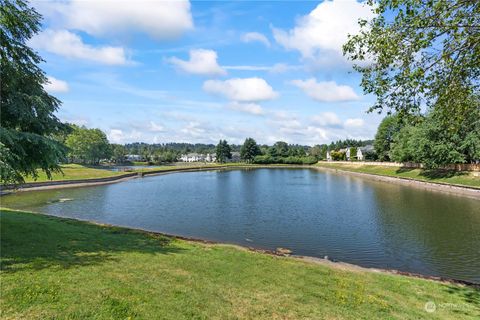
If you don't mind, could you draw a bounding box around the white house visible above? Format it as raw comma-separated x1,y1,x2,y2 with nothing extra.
357,145,374,161
345,147,351,161
180,153,205,162
229,152,241,162
326,150,332,161
338,148,351,161
205,153,216,162
357,148,364,161
125,154,143,162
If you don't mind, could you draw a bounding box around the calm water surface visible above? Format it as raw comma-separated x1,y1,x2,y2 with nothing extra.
3,168,480,282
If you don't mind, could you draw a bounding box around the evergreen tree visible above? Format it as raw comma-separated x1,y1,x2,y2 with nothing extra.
1,0,67,183
215,140,232,163
240,138,261,163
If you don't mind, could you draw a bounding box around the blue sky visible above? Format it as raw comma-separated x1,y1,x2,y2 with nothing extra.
32,0,384,145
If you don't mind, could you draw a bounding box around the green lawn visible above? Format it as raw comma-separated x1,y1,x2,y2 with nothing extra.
315,162,480,188
1,209,479,319
22,163,249,183
23,164,125,183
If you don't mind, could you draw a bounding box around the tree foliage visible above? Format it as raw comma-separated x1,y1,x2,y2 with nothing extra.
373,115,401,161
0,0,67,183
215,140,232,163
344,0,479,121
330,151,346,161
65,126,112,165
240,138,261,163
111,144,127,163
390,106,480,168
310,145,328,160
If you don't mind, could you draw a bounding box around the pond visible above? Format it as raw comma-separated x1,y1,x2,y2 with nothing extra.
3,168,480,283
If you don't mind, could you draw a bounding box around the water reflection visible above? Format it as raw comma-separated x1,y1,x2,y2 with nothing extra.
2,168,479,282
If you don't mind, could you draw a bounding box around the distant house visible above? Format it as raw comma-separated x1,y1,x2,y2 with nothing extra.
356,148,364,161
339,148,351,161
180,153,205,162
357,145,374,161
125,154,143,162
346,148,351,161
326,150,332,161
229,152,241,162
205,153,216,162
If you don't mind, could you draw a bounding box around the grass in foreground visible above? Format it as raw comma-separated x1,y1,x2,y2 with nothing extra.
315,162,480,188
1,209,479,319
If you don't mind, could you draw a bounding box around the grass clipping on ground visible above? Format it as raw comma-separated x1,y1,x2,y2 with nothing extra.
1,209,479,319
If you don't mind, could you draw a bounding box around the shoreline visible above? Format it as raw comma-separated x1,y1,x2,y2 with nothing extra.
313,165,480,199
0,164,308,194
2,164,479,198
2,208,478,288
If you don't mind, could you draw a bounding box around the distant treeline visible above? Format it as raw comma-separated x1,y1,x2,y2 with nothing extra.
123,139,373,157
123,142,239,156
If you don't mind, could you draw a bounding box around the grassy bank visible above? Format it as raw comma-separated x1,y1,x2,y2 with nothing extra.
23,163,250,183
23,164,125,183
1,209,479,319
315,162,480,189
23,162,303,183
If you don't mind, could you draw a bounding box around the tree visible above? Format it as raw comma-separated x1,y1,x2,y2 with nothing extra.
390,107,480,168
267,141,290,158
111,144,127,163
65,127,112,165
390,125,419,163
344,0,480,122
330,151,346,161
373,115,401,161
0,0,67,184
240,138,261,163
215,140,231,163
310,145,328,160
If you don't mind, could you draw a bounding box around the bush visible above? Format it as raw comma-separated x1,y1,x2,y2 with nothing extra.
253,155,317,165
253,155,274,164
330,151,346,161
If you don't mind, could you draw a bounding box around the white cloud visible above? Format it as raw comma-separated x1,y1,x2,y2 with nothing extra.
107,129,142,144
311,112,342,127
344,118,365,127
30,29,128,65
44,76,69,93
227,102,264,115
60,117,89,126
168,49,226,76
290,78,359,102
269,63,300,74
180,121,208,138
272,0,374,66
35,0,193,39
203,77,278,102
242,32,271,47
223,63,300,73
148,121,166,132
108,129,124,143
